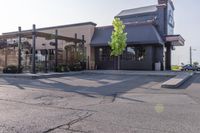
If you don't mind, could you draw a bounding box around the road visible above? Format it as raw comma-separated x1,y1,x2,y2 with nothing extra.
0,73,200,133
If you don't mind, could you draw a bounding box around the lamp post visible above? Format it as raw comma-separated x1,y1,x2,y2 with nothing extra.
190,46,197,65
190,46,192,65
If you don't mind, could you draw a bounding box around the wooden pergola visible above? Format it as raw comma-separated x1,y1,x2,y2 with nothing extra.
0,24,85,74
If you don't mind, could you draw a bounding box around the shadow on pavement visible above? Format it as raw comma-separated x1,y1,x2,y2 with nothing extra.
177,73,200,89
0,73,170,97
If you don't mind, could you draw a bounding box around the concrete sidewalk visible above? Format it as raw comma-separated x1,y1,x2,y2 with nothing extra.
0,71,84,79
85,70,194,88
0,70,194,88
85,70,179,76
0,70,177,79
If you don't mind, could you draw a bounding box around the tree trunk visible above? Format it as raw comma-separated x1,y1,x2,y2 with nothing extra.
117,55,120,70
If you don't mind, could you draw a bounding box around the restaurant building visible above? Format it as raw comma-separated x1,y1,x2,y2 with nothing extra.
91,0,185,70
0,0,184,73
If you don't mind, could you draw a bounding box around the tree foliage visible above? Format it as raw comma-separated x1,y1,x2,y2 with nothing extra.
109,18,127,56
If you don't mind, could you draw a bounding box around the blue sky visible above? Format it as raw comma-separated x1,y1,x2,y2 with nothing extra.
0,0,199,65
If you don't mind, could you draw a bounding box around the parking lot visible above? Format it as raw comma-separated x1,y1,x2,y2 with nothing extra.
0,73,200,133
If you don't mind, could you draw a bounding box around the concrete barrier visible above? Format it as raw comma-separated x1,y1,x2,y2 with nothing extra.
161,72,194,88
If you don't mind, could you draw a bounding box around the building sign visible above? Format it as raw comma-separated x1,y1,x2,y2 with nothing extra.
167,1,175,35
168,10,174,27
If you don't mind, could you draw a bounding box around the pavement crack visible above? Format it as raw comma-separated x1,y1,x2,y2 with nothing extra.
99,94,117,105
42,112,93,133
185,93,200,104
111,94,117,103
62,128,90,133
0,98,96,112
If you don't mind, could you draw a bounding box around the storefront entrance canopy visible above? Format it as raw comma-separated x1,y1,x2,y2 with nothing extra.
165,35,185,46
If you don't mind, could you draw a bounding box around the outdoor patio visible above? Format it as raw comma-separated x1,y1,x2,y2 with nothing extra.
0,25,86,74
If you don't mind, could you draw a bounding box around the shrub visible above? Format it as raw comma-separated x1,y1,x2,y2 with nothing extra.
69,63,83,71
3,65,23,73
55,65,70,72
171,65,181,71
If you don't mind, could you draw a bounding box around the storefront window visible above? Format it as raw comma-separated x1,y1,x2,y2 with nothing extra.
98,47,112,61
136,47,145,61
99,48,103,61
123,46,146,61
98,46,145,62
126,47,136,60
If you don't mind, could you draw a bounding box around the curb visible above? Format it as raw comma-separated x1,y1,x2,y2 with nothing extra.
161,72,194,88
83,70,177,77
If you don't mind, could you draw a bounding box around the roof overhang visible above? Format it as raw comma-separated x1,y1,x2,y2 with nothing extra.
91,23,164,47
165,35,185,46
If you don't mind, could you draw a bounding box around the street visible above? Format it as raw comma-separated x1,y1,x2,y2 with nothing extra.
0,73,200,133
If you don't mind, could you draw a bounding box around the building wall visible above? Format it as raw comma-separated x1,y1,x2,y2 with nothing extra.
156,5,166,37
120,46,154,70
154,45,165,70
118,0,175,38
95,45,156,70
157,0,175,36
0,48,18,70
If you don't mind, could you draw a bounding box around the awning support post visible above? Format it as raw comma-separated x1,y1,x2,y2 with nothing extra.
18,26,22,73
55,29,58,71
81,35,87,69
75,33,77,60
32,24,36,74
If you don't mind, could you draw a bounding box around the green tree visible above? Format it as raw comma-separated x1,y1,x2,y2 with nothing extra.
109,18,127,70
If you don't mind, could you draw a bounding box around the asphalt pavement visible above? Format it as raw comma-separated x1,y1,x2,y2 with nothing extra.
0,73,200,133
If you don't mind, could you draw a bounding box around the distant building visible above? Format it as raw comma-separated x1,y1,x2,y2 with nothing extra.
0,0,184,72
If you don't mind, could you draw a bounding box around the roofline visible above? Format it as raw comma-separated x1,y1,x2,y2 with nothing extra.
116,11,157,19
3,22,97,35
116,4,158,18
96,20,156,29
91,42,164,47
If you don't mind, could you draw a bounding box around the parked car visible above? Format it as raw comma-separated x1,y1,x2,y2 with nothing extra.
181,64,200,71
194,65,200,71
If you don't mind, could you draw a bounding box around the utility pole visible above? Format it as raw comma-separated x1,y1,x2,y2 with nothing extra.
190,46,192,65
